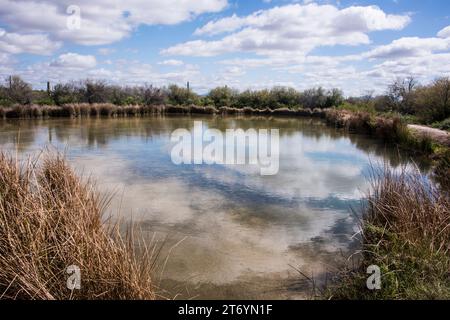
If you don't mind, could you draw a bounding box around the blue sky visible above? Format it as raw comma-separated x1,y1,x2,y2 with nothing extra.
0,0,449,95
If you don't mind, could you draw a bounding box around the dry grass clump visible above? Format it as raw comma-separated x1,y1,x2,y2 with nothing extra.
0,104,163,118
325,109,372,132
0,153,155,300
366,167,450,250
330,166,450,299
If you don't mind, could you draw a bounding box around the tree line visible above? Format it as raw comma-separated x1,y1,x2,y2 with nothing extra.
345,76,450,124
1,75,449,123
0,76,343,110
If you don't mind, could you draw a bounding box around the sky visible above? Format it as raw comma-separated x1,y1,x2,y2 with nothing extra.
0,0,449,96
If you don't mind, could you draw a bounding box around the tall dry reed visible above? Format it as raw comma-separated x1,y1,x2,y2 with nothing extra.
0,153,155,300
330,165,450,299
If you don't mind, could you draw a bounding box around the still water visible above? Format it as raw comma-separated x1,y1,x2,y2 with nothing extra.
0,116,427,299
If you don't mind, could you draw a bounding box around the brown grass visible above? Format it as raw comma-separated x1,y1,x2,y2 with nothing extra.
0,152,156,300
329,165,450,299
366,167,450,249
0,103,331,119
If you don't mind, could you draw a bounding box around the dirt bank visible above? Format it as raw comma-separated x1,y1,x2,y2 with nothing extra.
408,124,450,147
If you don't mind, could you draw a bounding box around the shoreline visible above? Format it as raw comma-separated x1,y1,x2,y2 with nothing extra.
2,103,449,149
0,103,327,119
2,103,449,185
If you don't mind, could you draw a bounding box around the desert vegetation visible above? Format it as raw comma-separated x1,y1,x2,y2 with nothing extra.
342,76,450,128
1,75,449,131
0,76,343,110
0,152,155,299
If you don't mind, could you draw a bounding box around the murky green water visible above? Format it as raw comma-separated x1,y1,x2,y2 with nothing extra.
0,116,428,299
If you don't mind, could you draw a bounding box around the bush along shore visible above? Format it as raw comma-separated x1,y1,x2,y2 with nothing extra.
0,153,156,300
327,165,450,300
1,75,448,127
323,109,450,300
325,109,450,187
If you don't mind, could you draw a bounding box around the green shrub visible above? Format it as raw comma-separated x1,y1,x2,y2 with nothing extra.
338,102,376,114
432,118,450,131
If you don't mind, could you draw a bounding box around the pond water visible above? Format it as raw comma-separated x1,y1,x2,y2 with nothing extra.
0,116,428,299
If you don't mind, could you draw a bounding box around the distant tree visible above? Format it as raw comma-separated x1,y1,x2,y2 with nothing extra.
373,95,392,112
52,82,83,105
0,75,33,105
415,77,450,122
167,84,198,105
109,86,128,105
84,80,110,103
208,86,238,107
235,89,254,108
300,87,327,109
362,90,375,104
269,87,301,108
140,85,167,105
432,77,450,120
325,88,344,108
387,76,418,114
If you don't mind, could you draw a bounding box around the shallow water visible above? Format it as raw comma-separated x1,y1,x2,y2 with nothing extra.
0,116,429,299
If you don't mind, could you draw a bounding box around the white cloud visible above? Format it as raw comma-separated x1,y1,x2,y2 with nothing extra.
438,25,450,38
221,54,360,69
0,0,228,50
158,59,184,66
0,28,61,55
364,37,450,59
193,13,245,36
164,3,410,57
331,5,410,33
368,53,450,80
15,57,202,90
50,53,97,69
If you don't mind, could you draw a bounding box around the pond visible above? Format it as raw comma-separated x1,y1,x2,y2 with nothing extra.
0,116,429,299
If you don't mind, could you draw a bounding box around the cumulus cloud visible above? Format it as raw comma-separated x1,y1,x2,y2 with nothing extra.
50,53,97,69
0,28,61,55
163,3,410,57
0,0,228,51
368,53,450,80
364,37,450,59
